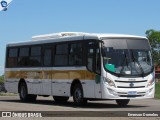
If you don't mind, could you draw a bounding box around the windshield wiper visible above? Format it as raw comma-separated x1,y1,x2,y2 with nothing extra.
131,51,144,77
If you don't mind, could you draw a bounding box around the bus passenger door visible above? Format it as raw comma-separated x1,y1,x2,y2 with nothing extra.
41,46,52,95
87,41,102,98
94,45,102,98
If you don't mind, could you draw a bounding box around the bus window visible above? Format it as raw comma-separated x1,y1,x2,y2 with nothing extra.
55,44,68,66
44,49,52,66
30,46,41,66
7,48,18,67
69,43,83,66
18,47,30,67
19,47,29,57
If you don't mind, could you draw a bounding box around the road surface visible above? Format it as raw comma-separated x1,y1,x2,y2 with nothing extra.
0,96,160,120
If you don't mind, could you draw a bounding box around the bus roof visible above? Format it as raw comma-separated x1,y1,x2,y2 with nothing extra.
7,32,147,47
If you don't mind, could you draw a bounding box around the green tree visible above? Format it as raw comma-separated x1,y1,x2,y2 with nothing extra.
145,29,160,66
0,75,4,83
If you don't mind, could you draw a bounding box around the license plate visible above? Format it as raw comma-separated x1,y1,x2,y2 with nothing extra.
128,91,137,95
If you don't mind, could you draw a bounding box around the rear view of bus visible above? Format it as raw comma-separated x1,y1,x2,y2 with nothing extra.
101,35,154,106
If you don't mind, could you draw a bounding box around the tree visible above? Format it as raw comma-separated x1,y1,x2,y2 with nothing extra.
145,29,160,66
0,75,4,83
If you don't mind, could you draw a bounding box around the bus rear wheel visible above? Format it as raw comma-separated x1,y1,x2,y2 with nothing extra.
53,96,69,103
19,82,37,102
116,99,130,106
73,84,87,106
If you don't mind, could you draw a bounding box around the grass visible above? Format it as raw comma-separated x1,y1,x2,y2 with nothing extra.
0,92,18,96
155,82,160,99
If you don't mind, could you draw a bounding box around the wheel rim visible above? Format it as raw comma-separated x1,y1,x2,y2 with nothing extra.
20,86,26,99
74,88,82,102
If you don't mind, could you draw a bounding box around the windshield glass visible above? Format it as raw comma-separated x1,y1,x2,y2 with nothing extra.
102,38,153,77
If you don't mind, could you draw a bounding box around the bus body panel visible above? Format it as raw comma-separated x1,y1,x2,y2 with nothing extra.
5,67,100,98
5,79,18,94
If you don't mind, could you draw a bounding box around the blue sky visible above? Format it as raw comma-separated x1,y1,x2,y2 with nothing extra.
0,0,160,75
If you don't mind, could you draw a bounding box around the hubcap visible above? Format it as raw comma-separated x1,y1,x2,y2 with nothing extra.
74,88,82,102
20,86,26,99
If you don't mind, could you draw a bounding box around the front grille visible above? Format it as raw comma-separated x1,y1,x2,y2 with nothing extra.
119,95,144,97
117,92,146,95
137,92,146,94
115,80,147,83
115,79,147,88
117,92,127,94
117,86,145,88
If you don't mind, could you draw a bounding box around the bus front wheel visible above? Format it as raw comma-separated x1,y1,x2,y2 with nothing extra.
73,84,87,106
19,82,37,102
116,99,130,106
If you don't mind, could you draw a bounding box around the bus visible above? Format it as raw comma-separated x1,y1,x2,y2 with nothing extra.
5,32,155,106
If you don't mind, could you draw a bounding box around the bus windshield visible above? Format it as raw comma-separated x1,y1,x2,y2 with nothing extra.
102,38,153,77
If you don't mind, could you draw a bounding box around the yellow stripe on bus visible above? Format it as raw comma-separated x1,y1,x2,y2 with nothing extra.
5,70,96,80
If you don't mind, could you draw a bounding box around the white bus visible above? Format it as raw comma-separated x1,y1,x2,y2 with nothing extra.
5,32,155,106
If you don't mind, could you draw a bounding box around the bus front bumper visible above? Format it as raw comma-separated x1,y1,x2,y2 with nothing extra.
102,84,155,99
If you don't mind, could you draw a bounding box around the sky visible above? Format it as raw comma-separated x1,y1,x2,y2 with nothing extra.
0,0,160,75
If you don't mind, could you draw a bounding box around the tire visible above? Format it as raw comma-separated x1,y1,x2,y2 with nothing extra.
73,84,87,106
53,96,69,103
116,99,130,106
19,82,37,102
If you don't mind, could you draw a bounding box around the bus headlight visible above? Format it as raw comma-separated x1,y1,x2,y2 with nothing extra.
147,77,155,87
104,78,116,88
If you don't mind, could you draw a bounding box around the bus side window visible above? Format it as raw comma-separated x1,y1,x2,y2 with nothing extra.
7,48,18,67
18,47,30,67
55,44,68,66
30,46,41,66
69,43,83,66
44,49,52,66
